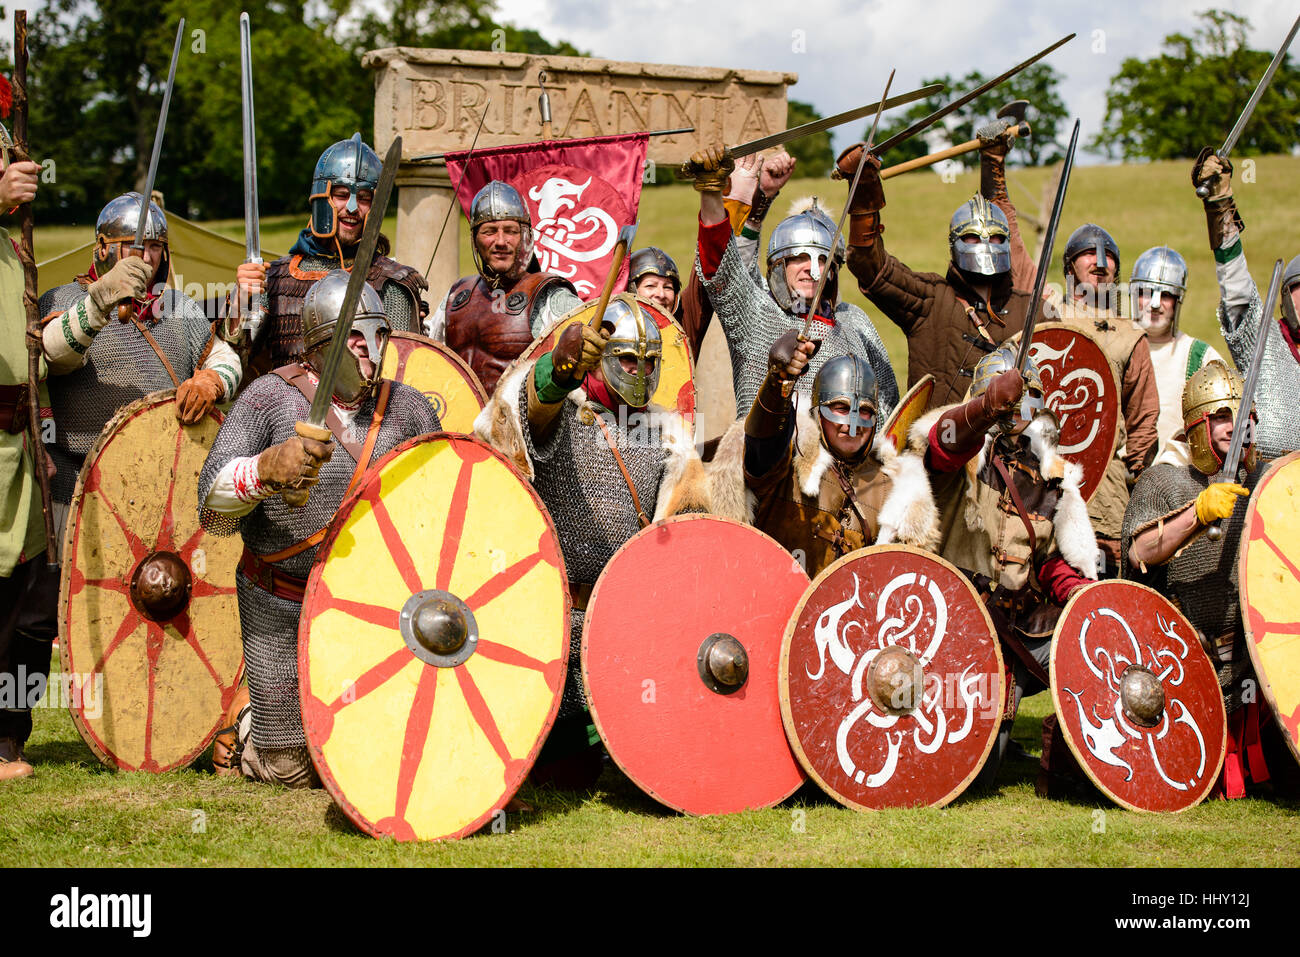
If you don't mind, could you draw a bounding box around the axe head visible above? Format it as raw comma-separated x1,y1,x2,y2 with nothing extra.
997,99,1030,125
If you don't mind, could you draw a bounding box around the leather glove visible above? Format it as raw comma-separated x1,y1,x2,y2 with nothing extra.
175,369,224,425
834,143,885,211
935,369,1026,455
1192,149,1233,203
1194,482,1249,526
767,330,819,382
87,257,154,315
981,368,1027,418
687,144,735,193
552,322,609,387
257,435,334,492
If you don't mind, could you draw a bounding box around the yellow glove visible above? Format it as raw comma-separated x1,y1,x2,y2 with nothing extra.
1194,482,1249,526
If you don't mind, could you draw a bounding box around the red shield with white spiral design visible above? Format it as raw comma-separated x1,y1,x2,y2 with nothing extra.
1051,580,1227,812
780,545,1004,810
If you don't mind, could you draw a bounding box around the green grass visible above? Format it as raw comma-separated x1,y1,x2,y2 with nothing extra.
3,665,1296,867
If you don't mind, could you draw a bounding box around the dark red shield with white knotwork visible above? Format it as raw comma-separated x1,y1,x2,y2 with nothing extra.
1027,326,1119,503
582,515,808,815
781,545,1003,810
1051,581,1227,812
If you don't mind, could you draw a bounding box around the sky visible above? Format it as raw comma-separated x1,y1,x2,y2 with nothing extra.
491,0,1299,163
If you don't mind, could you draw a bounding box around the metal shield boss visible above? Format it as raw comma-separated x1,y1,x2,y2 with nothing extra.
1240,450,1300,770
1026,325,1119,503
59,391,244,772
582,516,809,815
1051,581,1227,812
524,296,697,420
881,373,934,453
298,434,568,841
781,545,1004,810
378,331,488,434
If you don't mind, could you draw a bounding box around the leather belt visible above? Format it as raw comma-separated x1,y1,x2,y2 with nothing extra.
569,581,594,612
0,383,30,434
240,547,308,604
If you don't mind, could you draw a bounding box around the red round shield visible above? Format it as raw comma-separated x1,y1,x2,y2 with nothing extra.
780,545,1004,810
1051,581,1227,812
1027,325,1120,502
582,515,808,814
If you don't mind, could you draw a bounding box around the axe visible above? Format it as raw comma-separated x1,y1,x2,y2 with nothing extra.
588,223,638,331
881,100,1031,180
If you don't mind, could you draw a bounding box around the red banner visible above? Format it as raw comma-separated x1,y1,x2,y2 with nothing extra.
444,133,649,299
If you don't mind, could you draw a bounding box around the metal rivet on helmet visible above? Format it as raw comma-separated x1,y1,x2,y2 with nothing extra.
948,194,1011,277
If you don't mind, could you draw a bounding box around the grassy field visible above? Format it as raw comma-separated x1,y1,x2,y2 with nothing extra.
10,158,1300,867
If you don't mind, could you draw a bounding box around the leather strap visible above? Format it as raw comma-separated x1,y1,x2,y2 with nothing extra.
129,314,181,388
272,363,365,462
258,377,392,564
0,383,29,434
568,580,594,612
993,453,1038,557
595,414,651,528
240,546,308,603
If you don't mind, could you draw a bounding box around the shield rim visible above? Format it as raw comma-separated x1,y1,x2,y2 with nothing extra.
524,293,697,417
881,373,934,453
581,513,809,815
384,330,489,415
297,431,570,841
1049,579,1228,813
58,388,243,772
1239,449,1300,770
1021,323,1121,504
778,543,1005,811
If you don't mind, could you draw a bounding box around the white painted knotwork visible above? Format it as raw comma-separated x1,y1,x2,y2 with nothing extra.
1029,337,1108,456
528,176,619,296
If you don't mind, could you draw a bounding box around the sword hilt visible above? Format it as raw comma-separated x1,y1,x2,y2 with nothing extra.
1206,521,1223,542
282,421,332,509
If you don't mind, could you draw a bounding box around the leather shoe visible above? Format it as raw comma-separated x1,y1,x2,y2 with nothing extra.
212,685,251,778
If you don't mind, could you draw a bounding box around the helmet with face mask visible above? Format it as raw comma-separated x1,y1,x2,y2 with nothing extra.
1180,359,1251,476
95,192,169,281
599,294,662,408
470,181,535,286
948,194,1011,276
766,201,844,314
309,133,382,240
969,342,1046,432
1130,246,1187,336
300,271,390,403
812,354,878,444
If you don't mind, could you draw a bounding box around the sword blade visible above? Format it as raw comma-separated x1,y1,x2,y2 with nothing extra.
728,83,942,158
874,33,1075,156
134,19,185,248
241,12,260,263
307,137,402,427
1015,119,1080,373
1219,13,1300,158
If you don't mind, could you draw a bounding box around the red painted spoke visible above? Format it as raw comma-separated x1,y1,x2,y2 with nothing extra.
178,524,207,562
320,593,400,630
83,577,131,594
191,579,237,598
393,664,439,822
455,667,512,768
474,639,552,674
143,622,164,769
152,425,185,552
1258,621,1300,636
436,459,474,592
93,609,143,674
91,479,148,562
463,553,542,611
367,492,424,596
1261,524,1300,588
178,617,227,690
328,647,412,712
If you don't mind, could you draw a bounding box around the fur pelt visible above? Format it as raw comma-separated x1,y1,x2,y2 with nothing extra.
472,356,711,520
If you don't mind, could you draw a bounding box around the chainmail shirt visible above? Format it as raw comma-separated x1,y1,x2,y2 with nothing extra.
39,282,213,503
1218,287,1298,462
198,373,441,748
699,237,899,421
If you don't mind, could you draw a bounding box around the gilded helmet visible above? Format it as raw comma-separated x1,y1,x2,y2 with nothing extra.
766,201,844,314
970,342,1045,431
1180,360,1250,476
469,181,535,285
94,192,169,279
600,294,662,408
1130,246,1187,335
301,270,390,403
309,133,382,239
948,194,1011,276
812,354,878,439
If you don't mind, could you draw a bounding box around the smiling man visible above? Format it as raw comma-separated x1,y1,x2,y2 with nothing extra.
425,181,581,396
234,134,429,380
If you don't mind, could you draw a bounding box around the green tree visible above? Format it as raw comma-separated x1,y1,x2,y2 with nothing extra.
783,99,834,175
1091,9,1300,161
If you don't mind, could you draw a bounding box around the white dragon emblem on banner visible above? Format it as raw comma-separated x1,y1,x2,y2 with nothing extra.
1063,608,1208,790
528,176,619,297
808,572,984,789
1028,338,1107,456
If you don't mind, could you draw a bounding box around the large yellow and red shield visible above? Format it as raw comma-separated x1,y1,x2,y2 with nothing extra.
1240,450,1300,768
379,331,487,434
523,294,696,421
59,391,244,772
582,516,808,815
1025,326,1120,503
881,374,934,453
1051,580,1227,812
298,433,568,841
780,545,1004,810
